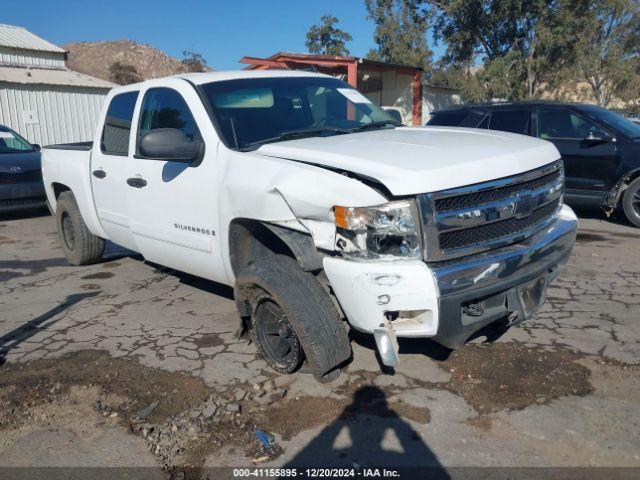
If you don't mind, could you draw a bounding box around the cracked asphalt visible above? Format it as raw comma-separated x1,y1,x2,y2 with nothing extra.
0,207,639,477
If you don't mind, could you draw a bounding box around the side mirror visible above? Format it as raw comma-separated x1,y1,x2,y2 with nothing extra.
383,108,404,125
32,144,41,151
582,132,615,147
138,128,204,163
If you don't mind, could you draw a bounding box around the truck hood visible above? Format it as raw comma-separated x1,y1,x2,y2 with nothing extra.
0,151,41,172
256,126,561,196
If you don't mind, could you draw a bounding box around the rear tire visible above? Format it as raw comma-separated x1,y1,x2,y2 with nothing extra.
622,177,640,228
234,255,351,383
56,191,105,265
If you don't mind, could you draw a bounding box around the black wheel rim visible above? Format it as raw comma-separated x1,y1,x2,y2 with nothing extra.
61,212,75,251
255,299,300,367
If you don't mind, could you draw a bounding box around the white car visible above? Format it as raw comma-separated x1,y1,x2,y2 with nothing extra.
42,71,577,382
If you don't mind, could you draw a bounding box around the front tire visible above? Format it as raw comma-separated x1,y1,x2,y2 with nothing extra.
56,191,105,265
622,177,640,228
234,255,351,382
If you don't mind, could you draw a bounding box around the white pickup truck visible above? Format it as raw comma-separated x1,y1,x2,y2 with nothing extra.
42,71,577,382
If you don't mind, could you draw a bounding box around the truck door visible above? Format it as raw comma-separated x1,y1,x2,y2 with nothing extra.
536,107,619,204
125,81,225,282
90,90,139,251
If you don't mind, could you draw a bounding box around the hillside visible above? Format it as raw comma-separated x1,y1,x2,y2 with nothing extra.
63,40,209,84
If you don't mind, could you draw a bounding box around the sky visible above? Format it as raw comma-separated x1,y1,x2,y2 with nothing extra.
2,0,443,70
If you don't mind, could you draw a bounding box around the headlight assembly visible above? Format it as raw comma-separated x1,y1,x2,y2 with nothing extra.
333,200,422,260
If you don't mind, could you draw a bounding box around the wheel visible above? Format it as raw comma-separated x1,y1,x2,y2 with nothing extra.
622,177,640,228
234,255,351,382
56,191,105,265
253,292,304,374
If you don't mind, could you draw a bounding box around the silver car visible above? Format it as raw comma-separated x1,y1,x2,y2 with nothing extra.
0,125,46,212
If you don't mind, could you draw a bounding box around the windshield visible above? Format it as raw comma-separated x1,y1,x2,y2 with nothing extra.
580,105,640,138
200,76,397,150
0,126,35,153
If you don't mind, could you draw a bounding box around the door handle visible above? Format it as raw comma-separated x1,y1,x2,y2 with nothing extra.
92,169,106,179
126,177,147,188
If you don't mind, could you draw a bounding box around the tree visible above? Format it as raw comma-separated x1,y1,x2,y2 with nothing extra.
305,15,352,56
108,62,142,85
365,0,433,72
431,0,591,101
574,0,640,106
181,50,208,73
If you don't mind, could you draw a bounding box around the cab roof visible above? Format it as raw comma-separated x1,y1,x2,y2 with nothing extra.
175,69,333,85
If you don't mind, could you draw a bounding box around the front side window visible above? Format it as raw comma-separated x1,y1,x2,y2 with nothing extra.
0,127,34,153
137,88,201,146
200,77,396,150
489,110,530,135
101,91,138,155
580,104,640,138
538,109,609,140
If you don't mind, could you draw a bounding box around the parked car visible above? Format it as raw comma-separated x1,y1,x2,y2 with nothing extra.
42,71,577,382
0,124,46,212
427,102,640,227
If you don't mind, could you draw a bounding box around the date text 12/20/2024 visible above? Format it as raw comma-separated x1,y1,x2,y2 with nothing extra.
233,468,403,478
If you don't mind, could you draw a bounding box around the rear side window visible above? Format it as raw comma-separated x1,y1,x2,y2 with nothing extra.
137,88,201,144
101,91,138,155
488,110,530,135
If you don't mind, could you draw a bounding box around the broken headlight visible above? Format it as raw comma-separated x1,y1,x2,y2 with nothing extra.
333,200,422,260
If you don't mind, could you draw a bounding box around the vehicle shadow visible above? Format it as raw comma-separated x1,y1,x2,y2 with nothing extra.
0,206,50,222
99,242,234,300
570,204,633,227
0,291,99,365
145,260,234,300
282,385,449,477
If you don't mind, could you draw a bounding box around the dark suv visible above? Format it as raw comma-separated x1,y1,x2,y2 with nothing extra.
427,102,640,227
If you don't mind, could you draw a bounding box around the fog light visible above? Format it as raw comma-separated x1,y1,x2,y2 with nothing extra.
373,328,399,367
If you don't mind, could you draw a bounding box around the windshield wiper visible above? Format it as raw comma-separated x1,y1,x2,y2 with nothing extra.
240,127,350,150
349,120,401,133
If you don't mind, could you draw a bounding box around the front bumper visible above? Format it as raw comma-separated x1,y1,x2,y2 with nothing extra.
0,181,47,212
324,205,578,351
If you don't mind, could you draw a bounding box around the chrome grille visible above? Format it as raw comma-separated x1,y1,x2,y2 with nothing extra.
417,161,564,262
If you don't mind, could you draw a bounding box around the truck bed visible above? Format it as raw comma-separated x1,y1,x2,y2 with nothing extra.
41,140,105,238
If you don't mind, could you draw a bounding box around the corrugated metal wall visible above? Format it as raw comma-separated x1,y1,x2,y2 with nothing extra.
0,83,107,145
422,87,461,124
0,47,65,69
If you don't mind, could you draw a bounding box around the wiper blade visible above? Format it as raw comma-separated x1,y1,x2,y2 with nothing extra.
240,127,350,150
349,120,400,132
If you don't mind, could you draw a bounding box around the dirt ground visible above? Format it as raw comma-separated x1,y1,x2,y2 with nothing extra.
0,206,639,479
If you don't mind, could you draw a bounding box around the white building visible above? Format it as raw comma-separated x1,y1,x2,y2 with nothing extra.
0,24,114,146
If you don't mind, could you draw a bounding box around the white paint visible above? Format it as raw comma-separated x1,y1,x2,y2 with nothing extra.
323,257,440,336
41,71,570,350
257,126,561,195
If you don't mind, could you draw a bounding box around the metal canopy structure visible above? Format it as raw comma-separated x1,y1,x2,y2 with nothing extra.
240,52,423,125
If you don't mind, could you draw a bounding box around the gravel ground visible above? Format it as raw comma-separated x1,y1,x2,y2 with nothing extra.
0,206,639,479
